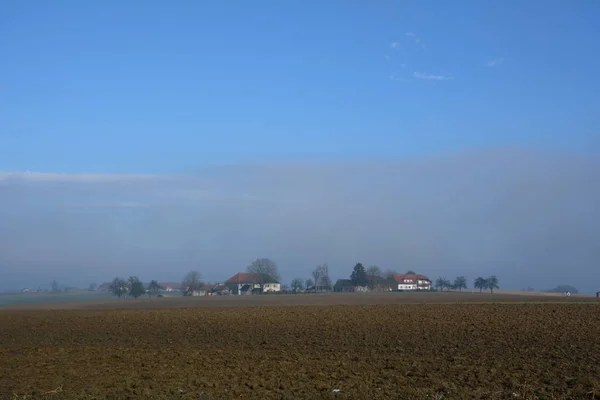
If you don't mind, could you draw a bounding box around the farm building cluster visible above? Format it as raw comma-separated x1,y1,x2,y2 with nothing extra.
96,272,432,296
333,274,432,292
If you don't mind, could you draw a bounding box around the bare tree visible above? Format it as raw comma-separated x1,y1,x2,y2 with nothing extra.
247,258,280,292
312,264,331,292
305,278,314,290
453,276,467,292
147,280,163,297
366,265,382,289
182,271,202,294
127,276,146,299
51,280,60,293
291,278,304,293
312,267,322,291
486,276,499,293
383,269,397,280
109,277,128,298
435,277,452,292
474,277,488,293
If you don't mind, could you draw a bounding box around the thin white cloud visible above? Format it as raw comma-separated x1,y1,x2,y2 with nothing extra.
390,42,399,49
0,171,265,208
405,32,422,45
0,171,167,183
71,202,156,208
487,58,504,67
384,55,391,61
413,72,454,81
389,75,407,82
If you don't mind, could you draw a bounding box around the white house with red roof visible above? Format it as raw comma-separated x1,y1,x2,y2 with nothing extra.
391,274,432,291
224,272,281,295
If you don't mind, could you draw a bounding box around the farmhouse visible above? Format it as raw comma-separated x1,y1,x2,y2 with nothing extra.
391,274,432,291
333,279,354,292
159,282,184,292
96,282,111,292
183,283,214,297
209,284,231,296
333,279,369,292
224,273,280,295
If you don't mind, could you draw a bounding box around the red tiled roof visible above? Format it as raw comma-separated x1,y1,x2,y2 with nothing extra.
391,274,430,284
225,273,261,284
224,273,279,284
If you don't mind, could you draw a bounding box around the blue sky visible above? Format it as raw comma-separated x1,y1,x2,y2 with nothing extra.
1,0,598,173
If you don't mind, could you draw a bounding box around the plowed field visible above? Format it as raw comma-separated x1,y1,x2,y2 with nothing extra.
1,300,600,399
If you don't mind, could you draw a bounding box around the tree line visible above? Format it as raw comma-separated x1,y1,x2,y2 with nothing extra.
105,258,281,299
291,263,419,292
434,275,500,293
100,257,500,298
106,271,204,299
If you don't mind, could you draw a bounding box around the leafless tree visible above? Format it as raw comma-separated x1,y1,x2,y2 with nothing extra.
321,274,332,291
383,269,397,280
109,277,128,298
312,264,331,292
366,265,382,290
290,278,304,293
182,270,202,294
147,280,163,297
247,258,280,291
51,280,60,293
312,268,321,291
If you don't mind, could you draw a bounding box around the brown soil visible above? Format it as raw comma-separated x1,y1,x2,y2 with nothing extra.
3,291,598,311
1,297,600,399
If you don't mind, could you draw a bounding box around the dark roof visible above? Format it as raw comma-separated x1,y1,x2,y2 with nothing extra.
240,284,253,292
210,284,229,292
334,279,354,288
225,273,279,284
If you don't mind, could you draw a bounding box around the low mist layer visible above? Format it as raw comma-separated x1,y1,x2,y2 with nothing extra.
1,148,598,293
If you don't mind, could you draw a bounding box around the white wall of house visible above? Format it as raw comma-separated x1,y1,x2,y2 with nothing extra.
263,283,280,292
394,276,432,291
398,284,418,290
234,282,281,294
236,283,257,294
418,280,432,290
